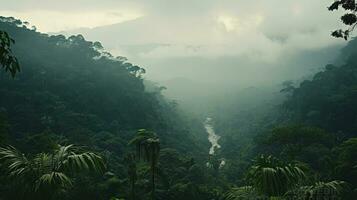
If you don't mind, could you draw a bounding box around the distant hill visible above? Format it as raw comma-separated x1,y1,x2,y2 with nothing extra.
283,37,357,137
61,15,343,99
0,16,205,155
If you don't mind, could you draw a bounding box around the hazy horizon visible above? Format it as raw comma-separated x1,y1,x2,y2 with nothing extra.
1,2,357,199
0,0,349,100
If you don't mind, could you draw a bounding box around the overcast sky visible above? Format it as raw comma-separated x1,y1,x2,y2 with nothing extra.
0,0,345,47
0,0,349,89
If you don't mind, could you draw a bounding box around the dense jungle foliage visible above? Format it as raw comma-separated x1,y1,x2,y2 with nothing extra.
0,16,356,200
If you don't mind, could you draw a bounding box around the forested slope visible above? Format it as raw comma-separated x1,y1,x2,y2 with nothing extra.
283,38,357,138
209,38,357,199
0,16,205,151
0,17,217,200
1,15,357,200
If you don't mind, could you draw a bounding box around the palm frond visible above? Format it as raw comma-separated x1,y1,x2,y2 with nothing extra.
224,186,264,200
247,155,305,197
67,152,105,173
286,180,348,199
0,144,106,199
304,181,347,197
33,153,52,175
36,172,73,191
0,146,30,177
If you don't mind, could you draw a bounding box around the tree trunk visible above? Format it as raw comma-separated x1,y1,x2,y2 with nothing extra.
130,178,135,200
151,160,155,200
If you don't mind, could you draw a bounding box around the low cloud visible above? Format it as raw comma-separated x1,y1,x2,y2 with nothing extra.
0,9,142,32
0,0,348,87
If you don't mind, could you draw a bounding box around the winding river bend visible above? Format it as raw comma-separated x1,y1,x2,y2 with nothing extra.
204,117,221,155
204,117,226,167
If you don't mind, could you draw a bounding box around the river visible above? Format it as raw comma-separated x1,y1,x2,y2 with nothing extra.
204,117,225,167
204,117,221,155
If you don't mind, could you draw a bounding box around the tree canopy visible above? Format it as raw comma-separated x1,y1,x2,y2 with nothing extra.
0,30,20,77
329,0,357,39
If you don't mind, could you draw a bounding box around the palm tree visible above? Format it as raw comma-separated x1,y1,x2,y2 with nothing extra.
125,153,137,200
0,144,105,200
129,129,160,200
247,155,305,198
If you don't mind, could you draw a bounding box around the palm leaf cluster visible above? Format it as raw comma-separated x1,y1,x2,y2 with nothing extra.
224,186,265,200
247,155,305,197
0,144,105,199
286,181,347,200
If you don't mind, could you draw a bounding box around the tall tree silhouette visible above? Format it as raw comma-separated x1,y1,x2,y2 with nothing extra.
125,153,137,200
129,129,160,200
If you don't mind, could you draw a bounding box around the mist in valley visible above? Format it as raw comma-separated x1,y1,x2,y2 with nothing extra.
0,1,357,200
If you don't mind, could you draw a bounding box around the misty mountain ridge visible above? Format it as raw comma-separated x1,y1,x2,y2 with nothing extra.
60,18,342,89
1,3,357,198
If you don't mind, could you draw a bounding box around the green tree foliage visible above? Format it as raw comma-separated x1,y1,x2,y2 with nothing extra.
0,16,209,200
246,155,305,198
1,13,357,200
258,125,335,174
329,0,357,39
224,186,264,200
288,180,347,200
275,37,357,199
0,16,202,153
0,30,20,77
124,153,137,200
283,38,357,137
0,16,163,134
267,125,333,148
0,111,10,144
0,144,105,200
129,129,160,200
333,138,357,191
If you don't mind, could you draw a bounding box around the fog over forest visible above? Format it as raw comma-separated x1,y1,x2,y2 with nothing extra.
2,0,345,98
0,1,357,200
